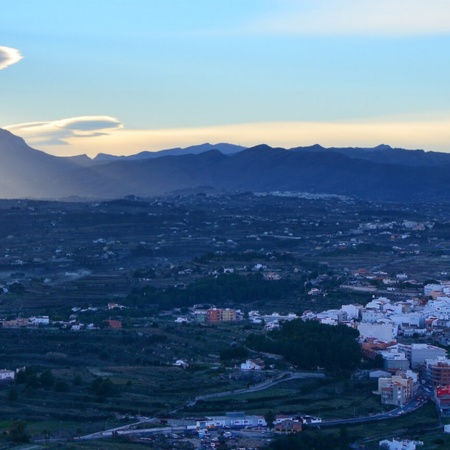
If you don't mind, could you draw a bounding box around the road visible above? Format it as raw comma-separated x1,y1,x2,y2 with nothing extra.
65,374,431,443
194,370,325,402
308,389,430,428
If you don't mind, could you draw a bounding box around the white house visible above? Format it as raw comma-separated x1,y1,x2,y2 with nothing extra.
240,359,265,371
379,438,423,449
0,369,15,381
174,359,189,368
29,316,50,325
358,322,397,343
196,412,266,429
341,304,362,319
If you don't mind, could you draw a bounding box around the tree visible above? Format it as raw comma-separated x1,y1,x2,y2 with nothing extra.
91,377,116,398
39,369,55,388
42,429,51,443
72,374,82,386
8,420,29,443
219,346,249,362
246,319,361,373
7,388,18,402
339,426,349,448
55,380,70,392
264,410,276,429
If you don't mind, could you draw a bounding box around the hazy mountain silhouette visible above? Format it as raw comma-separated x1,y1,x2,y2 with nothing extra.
93,142,246,161
1,128,450,202
290,143,450,167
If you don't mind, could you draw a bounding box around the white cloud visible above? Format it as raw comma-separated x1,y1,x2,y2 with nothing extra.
247,0,450,36
5,116,123,146
0,46,23,70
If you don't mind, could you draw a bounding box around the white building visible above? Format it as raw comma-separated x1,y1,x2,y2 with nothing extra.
241,359,265,371
362,310,385,323
366,297,391,310
379,350,410,372
29,316,50,325
379,438,423,449
196,412,266,429
358,322,397,343
316,309,346,323
341,304,362,319
424,298,450,319
398,343,447,370
424,283,450,297
389,313,424,328
0,369,15,381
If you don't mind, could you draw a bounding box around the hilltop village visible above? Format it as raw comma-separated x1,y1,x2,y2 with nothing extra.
1,192,450,449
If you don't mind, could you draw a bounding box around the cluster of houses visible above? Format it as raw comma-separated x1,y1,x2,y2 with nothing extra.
228,281,450,413
191,411,321,434
378,438,424,450
0,303,128,331
175,307,244,324
297,281,450,412
170,282,450,412
0,315,50,328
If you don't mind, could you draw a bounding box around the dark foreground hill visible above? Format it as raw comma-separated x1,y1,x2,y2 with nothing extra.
1,128,449,202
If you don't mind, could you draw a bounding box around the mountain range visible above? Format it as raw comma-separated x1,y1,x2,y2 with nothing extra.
1,128,450,202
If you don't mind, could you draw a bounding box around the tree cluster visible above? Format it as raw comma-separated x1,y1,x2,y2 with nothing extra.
90,377,117,399
246,319,361,373
127,273,302,310
219,346,249,362
16,366,55,388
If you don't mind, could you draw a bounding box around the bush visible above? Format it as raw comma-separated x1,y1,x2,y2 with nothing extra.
55,380,70,392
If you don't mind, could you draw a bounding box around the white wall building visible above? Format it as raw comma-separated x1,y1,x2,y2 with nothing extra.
362,310,385,323
398,343,447,370
358,322,397,342
240,359,265,371
29,316,50,325
341,304,361,319
389,313,425,328
0,369,14,381
379,438,423,449
424,283,450,296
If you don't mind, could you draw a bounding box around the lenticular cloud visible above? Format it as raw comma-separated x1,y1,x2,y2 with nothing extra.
5,116,124,146
0,46,23,70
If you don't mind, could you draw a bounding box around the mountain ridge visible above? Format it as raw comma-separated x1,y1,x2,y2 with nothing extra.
1,128,450,202
91,142,247,162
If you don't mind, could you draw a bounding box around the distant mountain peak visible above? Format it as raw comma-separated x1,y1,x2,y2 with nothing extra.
373,144,393,151
247,144,275,151
304,144,326,151
93,142,246,161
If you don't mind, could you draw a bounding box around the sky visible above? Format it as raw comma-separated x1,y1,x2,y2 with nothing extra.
1,0,450,157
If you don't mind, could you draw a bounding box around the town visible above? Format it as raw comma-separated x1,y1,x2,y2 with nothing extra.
1,192,450,449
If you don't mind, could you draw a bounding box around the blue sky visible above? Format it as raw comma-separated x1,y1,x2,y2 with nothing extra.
1,0,450,156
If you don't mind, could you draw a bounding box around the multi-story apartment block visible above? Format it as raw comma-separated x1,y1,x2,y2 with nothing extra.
380,351,410,373
376,373,414,407
207,308,237,323
425,357,450,386
398,343,447,370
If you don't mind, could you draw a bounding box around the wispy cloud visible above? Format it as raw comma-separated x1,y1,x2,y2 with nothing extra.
247,0,450,36
5,116,123,146
0,46,23,70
